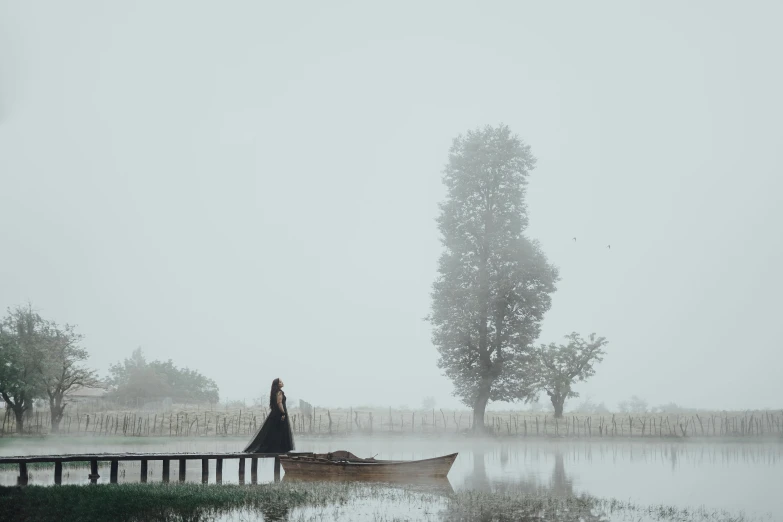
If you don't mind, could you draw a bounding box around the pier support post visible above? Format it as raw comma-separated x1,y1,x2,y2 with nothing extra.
89,460,99,484
0,452,301,488
110,460,119,483
18,463,28,486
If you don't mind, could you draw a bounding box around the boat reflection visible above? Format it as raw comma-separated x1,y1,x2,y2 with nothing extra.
282,472,455,496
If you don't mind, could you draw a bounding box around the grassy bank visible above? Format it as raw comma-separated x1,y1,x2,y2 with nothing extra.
0,482,324,522
0,481,768,522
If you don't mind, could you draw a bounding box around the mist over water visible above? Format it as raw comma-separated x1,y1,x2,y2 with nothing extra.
2,436,780,519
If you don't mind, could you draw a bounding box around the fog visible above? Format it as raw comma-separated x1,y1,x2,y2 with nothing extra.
1,1,781,411
3,436,781,517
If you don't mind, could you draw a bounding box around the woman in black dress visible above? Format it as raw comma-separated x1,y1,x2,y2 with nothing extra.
243,378,295,453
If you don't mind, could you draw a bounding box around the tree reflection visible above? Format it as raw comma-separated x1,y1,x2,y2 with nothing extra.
257,503,291,522
463,449,490,490
444,450,607,522
549,452,574,496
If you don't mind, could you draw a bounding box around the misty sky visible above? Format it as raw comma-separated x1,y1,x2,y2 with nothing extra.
1,1,781,411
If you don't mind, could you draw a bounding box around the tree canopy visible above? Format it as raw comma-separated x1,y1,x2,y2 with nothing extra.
0,305,99,432
534,332,607,418
107,348,219,404
428,124,559,429
37,320,101,431
0,306,45,432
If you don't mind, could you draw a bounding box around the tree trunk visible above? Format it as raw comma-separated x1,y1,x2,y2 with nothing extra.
2,393,29,434
49,396,65,433
50,407,64,433
552,396,565,419
13,407,25,434
472,383,491,433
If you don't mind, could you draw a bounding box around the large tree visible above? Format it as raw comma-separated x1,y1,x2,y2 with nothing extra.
0,305,101,433
535,332,608,418
0,306,47,433
37,321,102,432
428,124,559,430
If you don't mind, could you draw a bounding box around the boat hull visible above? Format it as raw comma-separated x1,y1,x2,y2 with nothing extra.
279,452,458,479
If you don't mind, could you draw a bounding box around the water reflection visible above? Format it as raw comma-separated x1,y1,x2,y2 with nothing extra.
464,449,488,489
466,448,576,493
550,452,573,496
282,473,455,496
1,437,781,517
257,502,290,522
450,449,606,522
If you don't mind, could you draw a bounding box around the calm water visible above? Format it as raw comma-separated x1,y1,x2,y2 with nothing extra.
2,435,780,520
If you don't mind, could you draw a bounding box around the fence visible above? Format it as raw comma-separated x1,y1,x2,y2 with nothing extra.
2,405,782,439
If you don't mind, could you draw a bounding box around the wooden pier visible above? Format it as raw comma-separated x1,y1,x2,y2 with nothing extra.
0,452,314,486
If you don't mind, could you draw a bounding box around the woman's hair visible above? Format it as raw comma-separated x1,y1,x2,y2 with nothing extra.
269,378,281,409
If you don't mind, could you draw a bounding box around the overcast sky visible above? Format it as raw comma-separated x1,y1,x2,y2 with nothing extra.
1,1,781,411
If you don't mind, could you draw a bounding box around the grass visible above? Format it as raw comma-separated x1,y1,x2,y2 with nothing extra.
0,482,327,522
442,492,765,522
0,481,772,522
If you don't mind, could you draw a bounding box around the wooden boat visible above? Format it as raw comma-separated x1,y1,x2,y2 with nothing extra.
278,450,458,479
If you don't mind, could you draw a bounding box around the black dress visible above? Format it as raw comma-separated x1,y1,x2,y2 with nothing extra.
243,391,295,453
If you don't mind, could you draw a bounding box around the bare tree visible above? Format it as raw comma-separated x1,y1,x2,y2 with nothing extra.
37,322,101,432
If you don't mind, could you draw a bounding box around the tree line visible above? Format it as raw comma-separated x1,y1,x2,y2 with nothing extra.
429,124,608,427
0,305,219,434
106,347,219,405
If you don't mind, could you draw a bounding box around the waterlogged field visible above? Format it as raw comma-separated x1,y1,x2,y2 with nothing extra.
1,435,780,521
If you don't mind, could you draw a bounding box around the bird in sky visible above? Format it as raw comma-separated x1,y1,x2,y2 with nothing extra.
607,245,611,249
572,237,577,242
